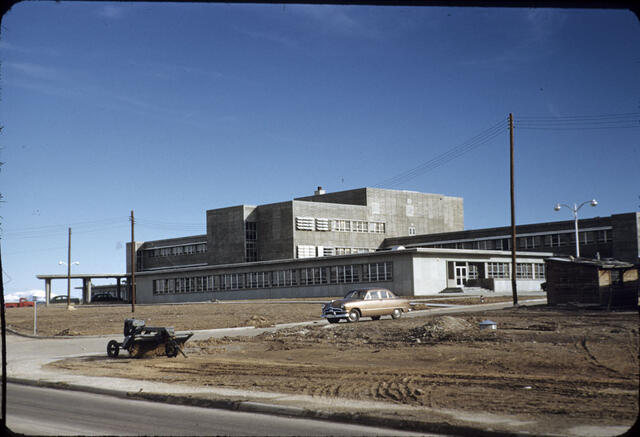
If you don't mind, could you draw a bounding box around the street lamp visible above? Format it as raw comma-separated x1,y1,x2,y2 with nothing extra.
554,199,598,258
59,260,79,308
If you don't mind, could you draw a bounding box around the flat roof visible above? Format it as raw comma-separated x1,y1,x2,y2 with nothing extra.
135,247,552,276
36,274,128,280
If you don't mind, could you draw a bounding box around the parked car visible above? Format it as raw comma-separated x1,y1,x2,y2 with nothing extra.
92,293,124,303
321,288,411,323
50,295,80,304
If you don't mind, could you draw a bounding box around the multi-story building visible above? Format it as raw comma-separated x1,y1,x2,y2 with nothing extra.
133,187,464,272
384,212,640,264
125,187,554,303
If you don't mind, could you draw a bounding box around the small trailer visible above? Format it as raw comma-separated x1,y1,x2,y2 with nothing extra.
107,319,193,358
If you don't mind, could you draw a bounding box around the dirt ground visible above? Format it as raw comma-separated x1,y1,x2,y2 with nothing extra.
5,300,325,336
44,303,639,435
4,295,520,336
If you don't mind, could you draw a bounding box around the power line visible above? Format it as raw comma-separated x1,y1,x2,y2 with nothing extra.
515,112,639,129
374,118,508,188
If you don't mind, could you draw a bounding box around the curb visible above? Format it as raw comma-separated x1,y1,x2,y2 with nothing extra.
7,377,553,437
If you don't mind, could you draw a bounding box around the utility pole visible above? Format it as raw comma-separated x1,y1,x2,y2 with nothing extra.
1,245,8,427
509,113,518,306
67,227,72,309
130,210,136,313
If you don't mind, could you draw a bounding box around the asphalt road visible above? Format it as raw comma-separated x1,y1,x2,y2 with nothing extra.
4,383,429,436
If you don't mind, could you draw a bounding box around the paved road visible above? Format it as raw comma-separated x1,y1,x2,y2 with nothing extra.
4,383,429,436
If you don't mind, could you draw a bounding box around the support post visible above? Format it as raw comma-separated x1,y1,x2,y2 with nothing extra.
83,278,92,304
45,279,51,307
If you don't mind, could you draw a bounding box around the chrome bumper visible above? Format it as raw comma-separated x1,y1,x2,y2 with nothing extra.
321,307,348,319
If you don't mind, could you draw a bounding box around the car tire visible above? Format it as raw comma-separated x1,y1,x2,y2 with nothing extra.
391,309,402,320
107,340,120,358
327,318,340,324
347,309,360,323
371,316,381,321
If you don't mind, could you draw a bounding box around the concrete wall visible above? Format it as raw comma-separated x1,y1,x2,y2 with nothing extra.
207,205,256,265
364,188,463,236
292,200,379,251
412,257,446,295
256,201,294,261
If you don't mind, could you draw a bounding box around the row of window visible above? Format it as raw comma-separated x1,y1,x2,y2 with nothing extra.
296,245,375,259
152,262,393,294
486,262,545,279
145,243,207,258
427,229,611,250
295,217,386,234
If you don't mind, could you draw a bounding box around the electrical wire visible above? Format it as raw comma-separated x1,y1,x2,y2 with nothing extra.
373,118,508,188
515,112,640,130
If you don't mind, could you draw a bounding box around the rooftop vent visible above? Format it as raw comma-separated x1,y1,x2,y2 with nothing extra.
314,186,326,195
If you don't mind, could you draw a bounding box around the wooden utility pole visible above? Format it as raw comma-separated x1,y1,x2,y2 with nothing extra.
67,227,72,308
1,246,8,427
130,210,136,313
509,113,518,306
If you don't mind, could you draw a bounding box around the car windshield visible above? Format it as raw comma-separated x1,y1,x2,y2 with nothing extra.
344,290,367,299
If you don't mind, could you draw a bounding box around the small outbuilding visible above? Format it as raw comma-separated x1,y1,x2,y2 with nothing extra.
545,257,639,309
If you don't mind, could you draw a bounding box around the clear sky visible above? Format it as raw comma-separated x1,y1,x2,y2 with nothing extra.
1,2,639,299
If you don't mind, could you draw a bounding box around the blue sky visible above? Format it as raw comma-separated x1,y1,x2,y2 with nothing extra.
1,2,639,299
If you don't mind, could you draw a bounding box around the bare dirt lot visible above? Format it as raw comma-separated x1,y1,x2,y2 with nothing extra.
5,301,325,336
5,295,518,336
40,303,639,436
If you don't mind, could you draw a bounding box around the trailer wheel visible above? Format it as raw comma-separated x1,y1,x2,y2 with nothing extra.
165,341,178,358
107,340,120,358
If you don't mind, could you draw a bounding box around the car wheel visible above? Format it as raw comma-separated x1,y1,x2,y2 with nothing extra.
371,316,381,321
107,340,120,358
347,309,360,323
327,318,340,324
391,309,402,320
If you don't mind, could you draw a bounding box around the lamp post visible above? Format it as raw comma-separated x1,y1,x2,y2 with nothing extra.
554,199,598,258
58,260,79,308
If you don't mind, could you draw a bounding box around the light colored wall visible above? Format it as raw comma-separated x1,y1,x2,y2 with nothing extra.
412,257,447,295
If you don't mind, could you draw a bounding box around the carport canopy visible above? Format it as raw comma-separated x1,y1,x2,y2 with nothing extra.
36,273,130,306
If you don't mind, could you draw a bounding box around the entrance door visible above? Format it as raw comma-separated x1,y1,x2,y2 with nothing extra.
455,265,467,287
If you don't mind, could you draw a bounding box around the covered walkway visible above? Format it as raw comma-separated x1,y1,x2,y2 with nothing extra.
36,273,130,306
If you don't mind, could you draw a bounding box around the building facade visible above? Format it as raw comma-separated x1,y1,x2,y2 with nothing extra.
131,187,464,272
384,213,640,264
122,187,637,304
137,248,549,303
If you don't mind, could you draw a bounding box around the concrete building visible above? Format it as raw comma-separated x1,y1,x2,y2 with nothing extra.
132,187,464,272
125,187,555,304
137,248,550,303
384,212,640,264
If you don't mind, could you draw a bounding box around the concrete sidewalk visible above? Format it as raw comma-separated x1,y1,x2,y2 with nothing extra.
2,299,627,437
